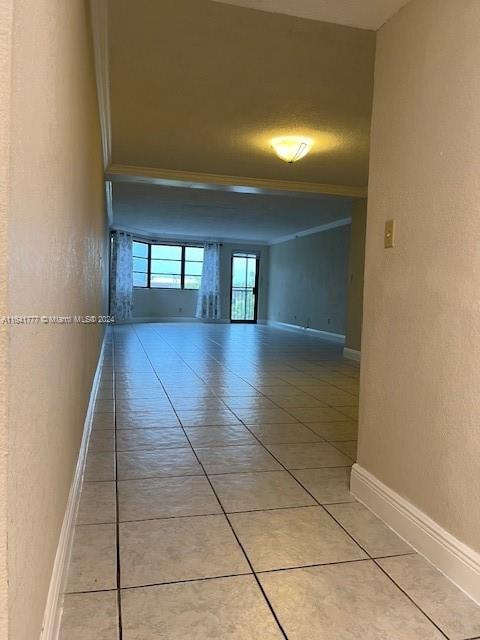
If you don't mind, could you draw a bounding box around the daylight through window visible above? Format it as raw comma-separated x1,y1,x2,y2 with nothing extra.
132,241,204,289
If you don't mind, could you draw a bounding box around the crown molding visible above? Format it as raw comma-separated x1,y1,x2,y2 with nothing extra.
269,217,352,245
89,0,111,169
110,219,352,247
106,163,368,199
110,224,270,247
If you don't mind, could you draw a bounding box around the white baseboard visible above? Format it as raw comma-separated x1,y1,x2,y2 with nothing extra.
40,332,107,640
343,347,361,362
351,463,480,605
120,316,199,324
266,320,345,344
125,317,230,324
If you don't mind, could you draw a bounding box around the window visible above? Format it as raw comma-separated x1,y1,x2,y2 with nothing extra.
132,241,204,289
150,244,182,289
184,246,204,290
132,241,149,288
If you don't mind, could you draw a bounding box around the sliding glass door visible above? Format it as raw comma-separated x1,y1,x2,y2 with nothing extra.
230,253,259,323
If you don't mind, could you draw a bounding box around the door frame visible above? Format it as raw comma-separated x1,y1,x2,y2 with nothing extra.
229,252,260,324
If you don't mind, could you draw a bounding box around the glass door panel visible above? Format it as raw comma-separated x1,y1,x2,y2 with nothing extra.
230,253,259,323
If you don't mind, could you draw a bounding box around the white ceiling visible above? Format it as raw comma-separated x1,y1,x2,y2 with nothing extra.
109,0,375,188
107,0,372,240
210,0,410,30
112,182,352,244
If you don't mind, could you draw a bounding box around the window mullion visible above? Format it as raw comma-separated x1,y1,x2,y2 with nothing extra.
148,243,152,288
181,246,185,289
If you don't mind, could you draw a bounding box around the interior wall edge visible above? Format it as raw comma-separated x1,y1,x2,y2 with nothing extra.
345,198,367,351
0,0,13,633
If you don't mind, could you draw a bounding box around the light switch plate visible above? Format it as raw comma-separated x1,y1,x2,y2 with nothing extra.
385,219,395,248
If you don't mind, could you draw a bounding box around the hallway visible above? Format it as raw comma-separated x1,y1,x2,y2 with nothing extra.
59,325,480,639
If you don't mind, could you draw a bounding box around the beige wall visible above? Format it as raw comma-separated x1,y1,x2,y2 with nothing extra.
267,226,350,335
360,0,480,552
0,0,13,635
345,199,367,351
6,1,107,638
133,288,198,319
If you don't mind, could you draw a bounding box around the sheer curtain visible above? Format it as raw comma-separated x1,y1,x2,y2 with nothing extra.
195,242,221,320
110,230,133,321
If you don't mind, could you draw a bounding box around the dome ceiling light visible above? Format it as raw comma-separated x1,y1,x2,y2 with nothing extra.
270,136,313,163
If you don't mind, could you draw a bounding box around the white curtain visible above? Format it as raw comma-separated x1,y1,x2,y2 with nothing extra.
110,230,133,321
196,242,221,320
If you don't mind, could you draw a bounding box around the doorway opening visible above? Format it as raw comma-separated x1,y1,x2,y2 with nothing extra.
230,252,259,323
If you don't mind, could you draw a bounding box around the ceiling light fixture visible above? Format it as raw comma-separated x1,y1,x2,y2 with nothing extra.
271,136,313,163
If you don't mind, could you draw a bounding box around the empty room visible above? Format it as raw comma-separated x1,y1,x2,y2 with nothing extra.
1,1,480,639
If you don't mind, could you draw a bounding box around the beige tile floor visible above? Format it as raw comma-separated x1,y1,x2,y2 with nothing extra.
59,324,480,640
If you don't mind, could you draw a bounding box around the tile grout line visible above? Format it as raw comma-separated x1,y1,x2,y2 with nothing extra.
315,503,452,639
372,558,451,640
246,362,452,640
149,324,346,407
237,408,451,639
76,498,361,528
147,324,351,468
105,464,353,483
201,337,359,398
175,336,358,464
131,324,291,640
112,328,124,640
119,325,453,639
325,439,356,463
145,324,453,639
64,551,419,597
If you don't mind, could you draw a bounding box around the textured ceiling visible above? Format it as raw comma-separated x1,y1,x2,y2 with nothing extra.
210,0,410,30
108,0,376,188
112,182,352,243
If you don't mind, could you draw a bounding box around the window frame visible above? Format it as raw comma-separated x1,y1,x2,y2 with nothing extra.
132,240,150,289
132,240,204,290
150,243,184,290
183,245,205,291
